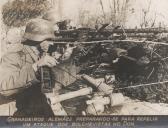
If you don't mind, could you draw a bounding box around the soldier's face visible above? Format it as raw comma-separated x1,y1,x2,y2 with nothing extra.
40,41,54,53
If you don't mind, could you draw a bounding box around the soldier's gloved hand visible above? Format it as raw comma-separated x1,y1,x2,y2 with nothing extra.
32,55,59,71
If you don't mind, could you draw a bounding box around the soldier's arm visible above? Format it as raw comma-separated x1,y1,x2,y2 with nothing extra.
0,53,38,97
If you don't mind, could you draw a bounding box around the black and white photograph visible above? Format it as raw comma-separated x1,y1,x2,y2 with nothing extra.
0,0,168,127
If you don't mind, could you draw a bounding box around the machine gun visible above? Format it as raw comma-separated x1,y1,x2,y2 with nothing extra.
53,25,168,42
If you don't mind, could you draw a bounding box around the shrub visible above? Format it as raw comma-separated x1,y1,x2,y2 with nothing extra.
2,0,50,27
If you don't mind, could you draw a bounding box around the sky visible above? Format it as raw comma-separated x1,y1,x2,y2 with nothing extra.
125,0,168,27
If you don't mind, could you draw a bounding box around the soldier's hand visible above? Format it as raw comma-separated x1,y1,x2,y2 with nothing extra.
32,55,59,71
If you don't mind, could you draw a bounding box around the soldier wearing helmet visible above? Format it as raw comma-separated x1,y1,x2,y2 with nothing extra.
0,18,59,116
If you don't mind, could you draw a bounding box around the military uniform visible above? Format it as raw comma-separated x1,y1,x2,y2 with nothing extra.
0,44,38,97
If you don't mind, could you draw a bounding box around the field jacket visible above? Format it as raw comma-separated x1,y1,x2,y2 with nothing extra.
0,44,39,97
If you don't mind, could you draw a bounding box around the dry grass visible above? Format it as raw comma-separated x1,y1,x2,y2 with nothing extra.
2,0,50,27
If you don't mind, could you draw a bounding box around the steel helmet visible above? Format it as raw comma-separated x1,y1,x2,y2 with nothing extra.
23,19,55,42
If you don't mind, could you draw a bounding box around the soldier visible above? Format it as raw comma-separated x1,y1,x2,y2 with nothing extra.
0,19,61,116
